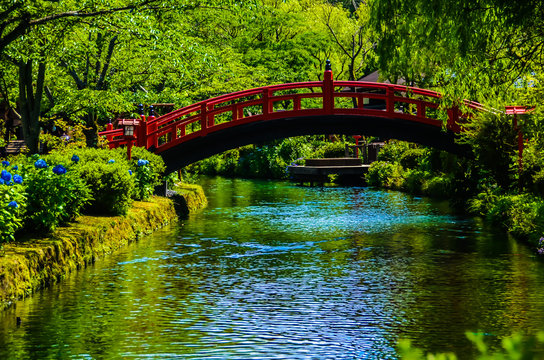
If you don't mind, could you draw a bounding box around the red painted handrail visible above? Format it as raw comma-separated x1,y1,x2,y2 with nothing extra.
100,69,483,154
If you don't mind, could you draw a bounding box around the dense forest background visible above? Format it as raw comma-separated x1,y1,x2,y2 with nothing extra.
1,0,544,202
1,0,542,151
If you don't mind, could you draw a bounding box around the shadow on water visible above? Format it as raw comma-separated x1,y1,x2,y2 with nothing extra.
1,176,544,359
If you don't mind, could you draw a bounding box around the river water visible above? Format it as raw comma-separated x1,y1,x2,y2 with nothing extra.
2,177,544,359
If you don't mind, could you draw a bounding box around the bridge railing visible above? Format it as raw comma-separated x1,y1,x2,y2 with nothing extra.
100,69,484,153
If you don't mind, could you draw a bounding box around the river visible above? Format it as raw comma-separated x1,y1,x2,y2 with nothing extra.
1,177,544,359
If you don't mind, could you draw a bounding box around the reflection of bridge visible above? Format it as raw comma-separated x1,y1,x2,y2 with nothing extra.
100,62,482,173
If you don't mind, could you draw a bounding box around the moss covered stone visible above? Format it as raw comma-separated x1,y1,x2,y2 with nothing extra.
0,196,178,309
169,182,208,216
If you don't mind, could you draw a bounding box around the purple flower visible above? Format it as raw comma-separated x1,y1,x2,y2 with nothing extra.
52,164,67,175
34,159,48,169
2,160,9,167
1,170,11,183
7,200,18,208
13,174,22,184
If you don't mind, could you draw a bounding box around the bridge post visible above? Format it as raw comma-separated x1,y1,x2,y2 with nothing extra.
145,105,156,149
263,88,272,115
146,106,157,149
137,104,147,147
201,103,208,135
323,60,334,114
386,87,394,113
106,121,115,149
447,106,460,132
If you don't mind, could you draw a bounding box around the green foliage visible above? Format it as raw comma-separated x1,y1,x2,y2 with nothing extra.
76,160,133,215
308,141,346,159
461,112,518,189
421,175,453,199
188,137,329,180
468,185,544,243
377,140,412,163
0,171,26,243
400,148,431,169
398,331,544,359
22,157,91,232
366,161,396,187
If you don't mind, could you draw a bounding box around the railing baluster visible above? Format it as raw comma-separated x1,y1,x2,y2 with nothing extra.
201,103,208,135
386,87,394,113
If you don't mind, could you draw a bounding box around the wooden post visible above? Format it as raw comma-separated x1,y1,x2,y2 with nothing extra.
146,106,156,149
263,88,272,115
323,60,334,114
201,103,208,135
386,87,394,113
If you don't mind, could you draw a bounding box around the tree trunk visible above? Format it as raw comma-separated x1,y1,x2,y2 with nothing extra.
83,109,99,147
18,60,46,154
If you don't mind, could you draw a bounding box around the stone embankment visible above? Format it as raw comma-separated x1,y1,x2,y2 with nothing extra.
0,184,207,309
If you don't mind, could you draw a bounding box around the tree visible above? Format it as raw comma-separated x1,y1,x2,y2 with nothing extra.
0,0,181,152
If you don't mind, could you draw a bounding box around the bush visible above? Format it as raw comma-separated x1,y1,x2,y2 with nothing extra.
398,331,544,359
0,163,26,242
23,157,92,232
377,140,411,162
367,161,396,187
421,175,452,198
399,148,430,169
403,169,429,194
308,141,346,158
77,160,134,215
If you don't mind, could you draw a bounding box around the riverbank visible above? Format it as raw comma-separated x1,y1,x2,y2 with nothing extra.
0,185,207,310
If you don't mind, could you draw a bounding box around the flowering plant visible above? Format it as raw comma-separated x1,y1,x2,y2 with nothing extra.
34,159,48,169
52,165,67,175
0,174,26,243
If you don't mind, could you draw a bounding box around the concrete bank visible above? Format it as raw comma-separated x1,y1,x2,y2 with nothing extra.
0,186,207,309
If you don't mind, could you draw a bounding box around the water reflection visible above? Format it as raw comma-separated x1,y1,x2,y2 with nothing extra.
1,177,544,359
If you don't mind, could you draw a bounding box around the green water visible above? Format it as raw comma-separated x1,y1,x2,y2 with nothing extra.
2,177,544,359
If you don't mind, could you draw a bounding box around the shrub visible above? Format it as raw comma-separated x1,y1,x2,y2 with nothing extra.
399,148,430,169
77,161,134,215
367,161,396,187
0,166,26,242
377,140,411,162
398,331,544,359
23,157,91,232
421,175,452,198
308,141,346,159
403,169,429,194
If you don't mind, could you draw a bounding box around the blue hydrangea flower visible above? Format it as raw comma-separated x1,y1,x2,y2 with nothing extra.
12,165,18,171
128,170,133,175
34,159,48,169
0,179,4,185
1,170,11,183
52,164,67,175
13,174,23,184
137,159,149,167
2,160,9,167
108,159,115,164
71,155,80,163
7,200,18,208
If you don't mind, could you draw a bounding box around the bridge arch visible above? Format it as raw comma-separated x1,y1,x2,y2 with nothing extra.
158,114,467,173
100,64,481,173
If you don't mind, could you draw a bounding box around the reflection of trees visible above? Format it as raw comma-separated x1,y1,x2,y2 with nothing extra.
3,178,544,357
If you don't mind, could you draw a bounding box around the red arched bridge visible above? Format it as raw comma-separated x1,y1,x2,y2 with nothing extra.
100,64,484,173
